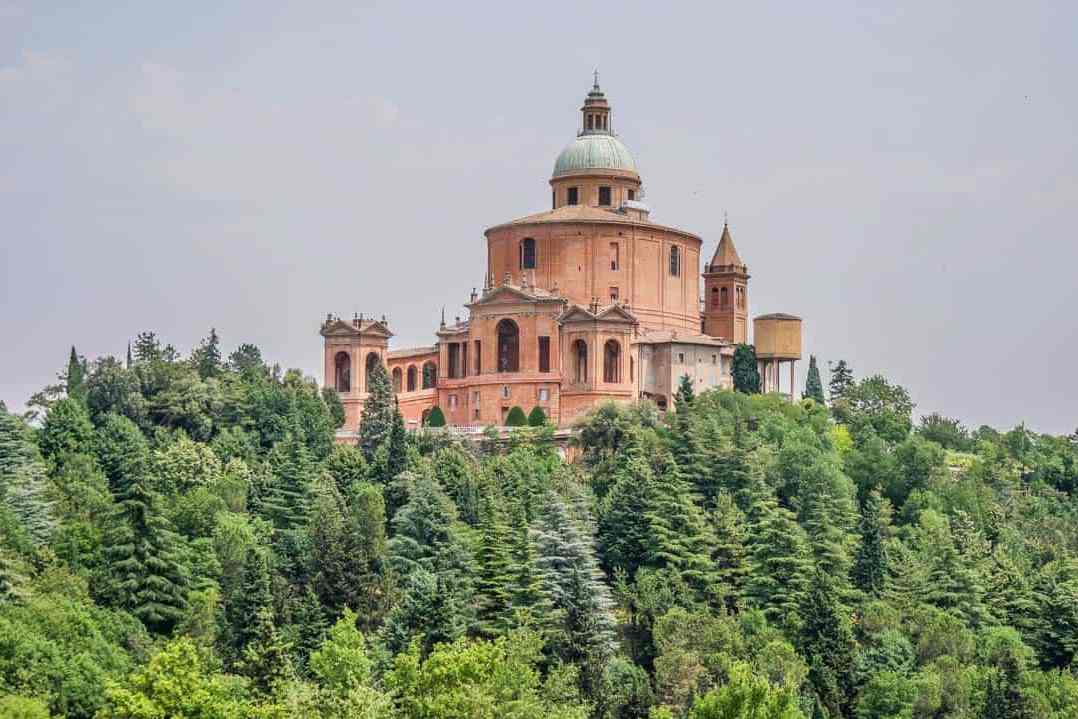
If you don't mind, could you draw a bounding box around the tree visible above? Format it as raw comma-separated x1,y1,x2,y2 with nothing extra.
358,362,395,459
474,493,514,637
324,444,368,495
841,375,915,443
732,345,760,394
744,496,812,629
0,412,55,546
675,373,695,407
802,355,825,405
528,406,548,427
308,608,373,694
65,346,87,403
687,662,805,719
598,449,657,579
828,360,854,405
506,406,528,427
192,327,223,379
37,397,95,466
103,476,189,634
94,412,150,496
384,402,409,482
321,387,346,428
852,490,889,596
799,573,855,718
261,421,314,531
426,405,447,427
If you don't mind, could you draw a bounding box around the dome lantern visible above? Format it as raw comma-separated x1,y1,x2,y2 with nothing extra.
580,70,612,136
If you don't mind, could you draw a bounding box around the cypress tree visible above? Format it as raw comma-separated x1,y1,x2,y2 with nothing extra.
474,493,514,637
732,344,761,394
65,346,87,403
803,354,825,404
104,476,189,634
358,362,395,459
744,494,812,628
852,489,889,596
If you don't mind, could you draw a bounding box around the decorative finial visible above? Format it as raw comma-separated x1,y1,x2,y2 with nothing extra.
593,68,599,88
440,307,445,327
723,210,728,227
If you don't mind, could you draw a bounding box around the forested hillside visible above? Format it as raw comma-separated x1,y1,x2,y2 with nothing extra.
1,331,1077,718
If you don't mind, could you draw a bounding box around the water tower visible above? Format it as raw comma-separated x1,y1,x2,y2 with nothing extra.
753,313,802,398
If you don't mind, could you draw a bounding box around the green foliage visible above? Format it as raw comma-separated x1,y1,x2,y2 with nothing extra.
836,374,915,443
852,490,889,596
827,360,854,405
527,406,548,427
426,406,447,427
802,355,825,405
505,406,528,427
358,362,395,459
731,345,760,394
687,662,804,718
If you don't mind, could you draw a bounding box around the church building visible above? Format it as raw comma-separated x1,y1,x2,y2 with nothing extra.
321,78,802,434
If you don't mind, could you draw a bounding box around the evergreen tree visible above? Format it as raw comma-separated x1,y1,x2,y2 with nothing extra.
383,401,408,482
801,484,853,598
474,493,514,637
0,411,55,545
425,405,446,427
983,647,1036,719
506,502,550,627
192,328,222,379
744,495,812,628
799,572,855,718
803,355,825,404
852,489,889,596
674,373,695,407
505,406,528,427
228,546,274,661
671,397,709,504
104,476,189,634
94,412,149,496
308,475,360,613
37,397,95,466
65,346,87,403
358,362,395,459
828,360,854,404
527,406,548,426
261,421,313,531
598,448,656,579
710,492,749,611
346,481,392,631
732,344,761,394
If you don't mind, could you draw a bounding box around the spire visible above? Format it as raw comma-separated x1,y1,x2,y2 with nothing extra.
709,219,745,271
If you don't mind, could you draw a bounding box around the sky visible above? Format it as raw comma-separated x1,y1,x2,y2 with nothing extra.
2,1,1076,434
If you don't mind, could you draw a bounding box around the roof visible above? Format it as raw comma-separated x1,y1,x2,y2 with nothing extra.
553,134,636,177
469,282,567,307
755,313,801,321
558,303,638,325
387,346,437,360
708,222,745,269
634,329,734,347
320,316,393,338
485,205,701,243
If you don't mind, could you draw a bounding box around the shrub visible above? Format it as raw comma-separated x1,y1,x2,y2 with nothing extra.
425,407,446,427
527,406,547,427
505,406,527,427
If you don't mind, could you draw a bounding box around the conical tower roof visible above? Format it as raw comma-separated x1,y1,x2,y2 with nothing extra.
708,222,746,271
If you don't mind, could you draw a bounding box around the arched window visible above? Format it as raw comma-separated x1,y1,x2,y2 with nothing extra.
366,352,380,386
711,287,720,308
573,339,588,384
422,361,437,389
721,287,729,308
406,365,417,392
497,319,519,373
520,238,536,270
669,246,681,277
334,351,350,392
604,340,621,383
391,367,402,393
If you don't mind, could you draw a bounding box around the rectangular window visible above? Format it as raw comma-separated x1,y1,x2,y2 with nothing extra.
609,286,619,302
448,394,458,409
502,385,510,399
538,336,550,373
538,387,549,401
598,186,611,206
461,343,468,378
474,340,481,375
567,187,579,205
552,190,556,209
473,391,480,403
610,242,619,271
627,189,635,201
447,343,460,379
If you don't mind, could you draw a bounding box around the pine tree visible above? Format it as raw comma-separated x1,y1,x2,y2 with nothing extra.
0,412,55,546
228,546,275,660
744,495,812,628
37,397,95,466
828,360,854,404
192,327,222,379
983,648,1035,719
308,475,360,612
710,492,749,611
506,503,550,628
674,373,695,407
732,344,761,394
240,604,294,695
801,486,853,598
474,493,514,637
598,448,656,579
358,362,395,460
289,585,328,673
346,482,391,631
803,355,825,404
261,421,313,531
852,489,889,596
671,397,709,504
94,412,149,495
104,476,189,634
65,346,87,403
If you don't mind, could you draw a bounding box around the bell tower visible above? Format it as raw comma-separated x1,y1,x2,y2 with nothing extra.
702,221,750,343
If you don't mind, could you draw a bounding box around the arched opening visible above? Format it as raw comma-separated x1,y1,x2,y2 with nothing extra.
366,352,380,386
604,340,621,383
573,339,588,384
711,287,720,308
669,246,681,277
406,365,417,392
391,367,402,393
497,319,519,373
721,286,729,308
422,361,437,389
519,238,536,270
334,351,350,392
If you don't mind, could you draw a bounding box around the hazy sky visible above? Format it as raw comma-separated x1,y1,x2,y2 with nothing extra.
2,1,1076,434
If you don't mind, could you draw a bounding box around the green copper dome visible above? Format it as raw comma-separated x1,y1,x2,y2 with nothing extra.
552,134,636,177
